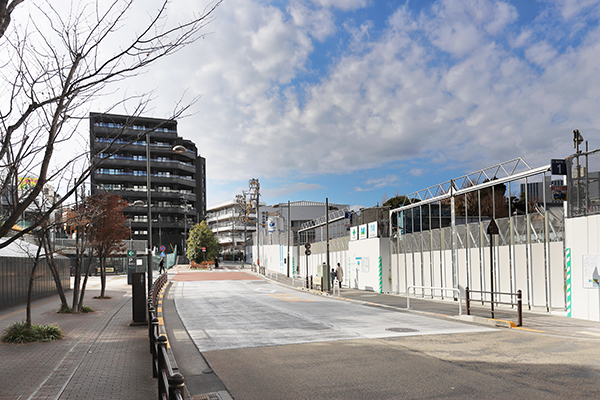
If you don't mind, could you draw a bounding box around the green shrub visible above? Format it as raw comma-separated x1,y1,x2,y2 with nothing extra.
1,321,34,343
80,306,94,313
1,321,64,343
33,324,64,342
57,304,73,314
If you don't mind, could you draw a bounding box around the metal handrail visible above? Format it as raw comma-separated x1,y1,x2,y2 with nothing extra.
149,273,185,399
406,285,462,316
466,287,522,326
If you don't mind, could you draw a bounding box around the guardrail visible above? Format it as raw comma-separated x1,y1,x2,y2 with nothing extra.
148,272,186,400
465,287,522,326
406,285,462,316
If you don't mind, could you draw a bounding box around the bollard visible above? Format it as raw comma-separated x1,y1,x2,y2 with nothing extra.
517,290,523,327
151,318,160,377
148,306,155,350
310,275,313,289
465,287,471,316
157,335,168,394
168,373,185,400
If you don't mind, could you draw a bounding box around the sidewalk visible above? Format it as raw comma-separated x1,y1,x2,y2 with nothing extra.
258,267,600,339
0,275,156,400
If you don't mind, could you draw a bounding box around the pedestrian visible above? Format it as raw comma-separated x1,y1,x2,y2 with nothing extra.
336,262,343,288
214,257,219,269
331,267,336,286
159,257,165,274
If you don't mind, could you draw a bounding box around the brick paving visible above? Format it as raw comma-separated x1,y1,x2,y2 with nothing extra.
0,276,156,400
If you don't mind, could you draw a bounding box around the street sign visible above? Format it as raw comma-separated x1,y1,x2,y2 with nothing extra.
160,246,166,252
551,159,567,175
202,247,206,252
305,243,311,250
551,185,568,201
305,249,311,256
128,250,135,257
487,219,499,235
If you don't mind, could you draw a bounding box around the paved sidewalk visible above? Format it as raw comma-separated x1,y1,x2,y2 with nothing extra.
258,267,600,339
0,276,156,400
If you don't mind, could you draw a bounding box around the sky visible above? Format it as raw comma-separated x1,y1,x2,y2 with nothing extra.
17,0,600,210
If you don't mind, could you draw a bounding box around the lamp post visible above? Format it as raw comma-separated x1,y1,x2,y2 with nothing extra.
141,141,189,295
173,145,191,261
145,137,153,295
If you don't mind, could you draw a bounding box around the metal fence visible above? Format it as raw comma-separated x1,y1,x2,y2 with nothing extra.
389,158,567,311
0,255,70,309
567,147,600,218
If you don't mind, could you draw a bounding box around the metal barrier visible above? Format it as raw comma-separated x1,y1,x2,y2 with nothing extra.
148,272,185,400
406,285,462,316
332,278,340,296
466,287,522,326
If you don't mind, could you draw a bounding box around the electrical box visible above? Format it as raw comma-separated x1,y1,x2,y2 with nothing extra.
132,272,147,323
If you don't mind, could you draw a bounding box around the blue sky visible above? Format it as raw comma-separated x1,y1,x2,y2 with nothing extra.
33,0,600,210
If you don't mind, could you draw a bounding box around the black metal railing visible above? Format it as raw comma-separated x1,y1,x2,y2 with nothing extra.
148,273,185,400
465,287,522,327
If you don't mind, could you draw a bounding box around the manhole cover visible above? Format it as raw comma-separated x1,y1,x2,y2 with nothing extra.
386,327,419,333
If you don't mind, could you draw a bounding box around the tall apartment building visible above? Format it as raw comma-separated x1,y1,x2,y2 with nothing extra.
89,112,206,256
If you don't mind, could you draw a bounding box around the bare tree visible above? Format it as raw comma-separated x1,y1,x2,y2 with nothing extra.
0,0,222,247
87,193,129,298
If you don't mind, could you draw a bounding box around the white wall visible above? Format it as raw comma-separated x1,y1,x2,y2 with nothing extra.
390,240,565,310
565,215,600,321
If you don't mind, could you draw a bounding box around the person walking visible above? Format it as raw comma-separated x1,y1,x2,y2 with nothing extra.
159,257,166,274
336,262,343,288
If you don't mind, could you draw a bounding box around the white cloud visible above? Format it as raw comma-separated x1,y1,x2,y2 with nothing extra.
525,41,558,66
310,0,370,11
550,0,600,20
71,0,600,203
262,182,323,198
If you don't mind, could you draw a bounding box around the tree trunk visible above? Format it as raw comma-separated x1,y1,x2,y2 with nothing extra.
26,245,43,329
99,253,107,298
77,250,95,313
42,231,70,311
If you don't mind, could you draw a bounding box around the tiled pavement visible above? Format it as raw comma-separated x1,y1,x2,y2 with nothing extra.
0,276,156,400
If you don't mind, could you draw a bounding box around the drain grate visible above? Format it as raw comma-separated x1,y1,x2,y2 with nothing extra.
386,327,419,333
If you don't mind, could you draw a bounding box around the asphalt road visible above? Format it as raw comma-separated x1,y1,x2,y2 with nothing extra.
170,269,600,399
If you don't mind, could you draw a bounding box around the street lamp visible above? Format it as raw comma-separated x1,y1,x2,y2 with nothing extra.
141,140,189,295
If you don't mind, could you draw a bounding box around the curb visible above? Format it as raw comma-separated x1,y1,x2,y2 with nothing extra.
255,270,521,330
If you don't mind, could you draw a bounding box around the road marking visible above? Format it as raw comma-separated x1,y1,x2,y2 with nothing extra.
514,327,545,333
254,288,277,293
268,294,314,302
576,330,600,337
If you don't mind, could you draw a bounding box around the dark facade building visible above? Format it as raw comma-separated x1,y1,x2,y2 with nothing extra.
89,112,206,257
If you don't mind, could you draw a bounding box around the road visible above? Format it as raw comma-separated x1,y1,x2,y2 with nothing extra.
169,268,600,399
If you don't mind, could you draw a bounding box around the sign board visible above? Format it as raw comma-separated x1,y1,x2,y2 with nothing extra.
487,219,499,235
202,247,206,252
160,251,165,258
551,159,567,176
551,185,568,201
350,226,358,241
305,249,311,256
356,257,369,273
160,246,166,252
359,224,368,240
304,243,311,250
583,255,600,288
368,221,378,238
128,250,135,257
